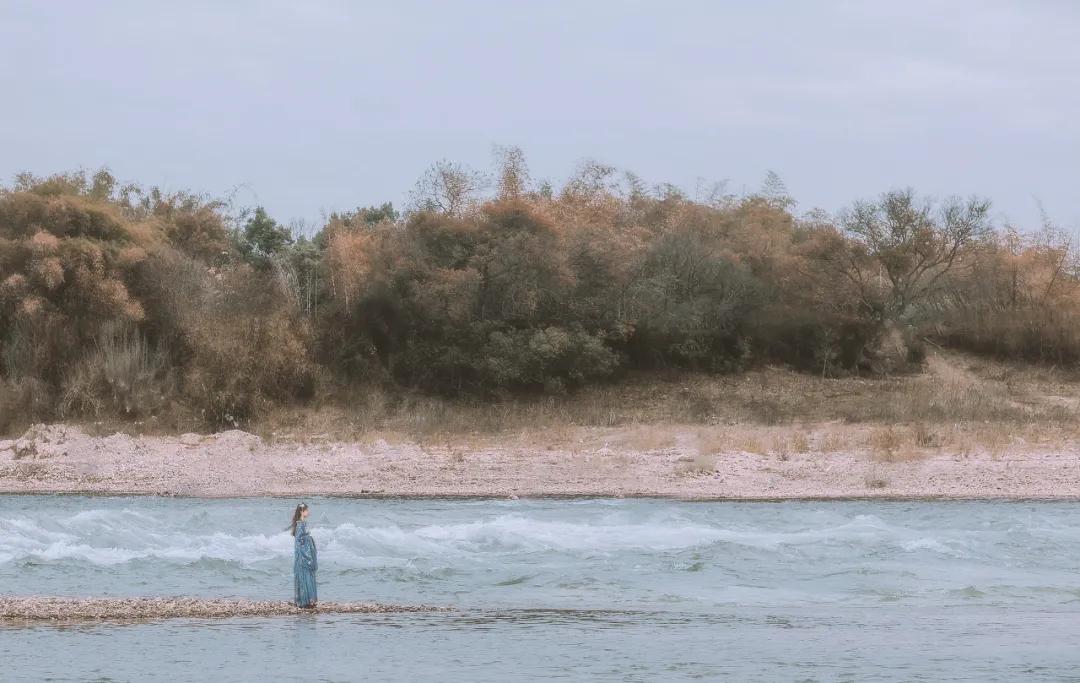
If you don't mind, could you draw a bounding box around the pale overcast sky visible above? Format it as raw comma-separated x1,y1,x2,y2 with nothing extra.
2,0,1077,230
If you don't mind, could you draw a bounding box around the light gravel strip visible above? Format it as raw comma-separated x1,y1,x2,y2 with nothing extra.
0,596,447,622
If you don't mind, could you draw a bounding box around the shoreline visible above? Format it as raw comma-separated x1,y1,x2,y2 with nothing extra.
4,423,1080,501
3,489,1080,502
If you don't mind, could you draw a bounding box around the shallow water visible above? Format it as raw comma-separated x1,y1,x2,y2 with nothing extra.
2,496,1080,681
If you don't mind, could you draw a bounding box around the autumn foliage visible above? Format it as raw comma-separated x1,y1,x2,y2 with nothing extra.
1,155,1077,430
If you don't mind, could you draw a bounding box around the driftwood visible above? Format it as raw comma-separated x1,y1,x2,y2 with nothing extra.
0,596,446,622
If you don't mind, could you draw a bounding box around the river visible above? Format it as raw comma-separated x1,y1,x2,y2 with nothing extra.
2,496,1079,681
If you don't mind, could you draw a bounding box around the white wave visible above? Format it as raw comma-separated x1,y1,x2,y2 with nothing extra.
0,509,297,565
321,513,927,555
0,517,73,543
33,540,149,564
64,508,155,525
0,510,975,567
408,516,728,552
901,537,965,557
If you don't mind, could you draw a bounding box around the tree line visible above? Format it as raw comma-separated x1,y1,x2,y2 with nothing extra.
1,150,1077,429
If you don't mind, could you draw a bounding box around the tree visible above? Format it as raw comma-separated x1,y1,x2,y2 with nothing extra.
353,202,399,226
408,160,486,216
493,145,530,200
837,189,991,322
239,206,292,265
626,214,759,369
759,170,795,210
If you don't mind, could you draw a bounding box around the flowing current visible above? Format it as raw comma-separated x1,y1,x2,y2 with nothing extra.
3,496,1080,681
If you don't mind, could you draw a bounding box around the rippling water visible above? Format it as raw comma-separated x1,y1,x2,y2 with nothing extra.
3,496,1080,681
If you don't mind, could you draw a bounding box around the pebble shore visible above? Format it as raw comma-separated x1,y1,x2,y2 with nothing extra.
3,423,1080,499
0,596,445,622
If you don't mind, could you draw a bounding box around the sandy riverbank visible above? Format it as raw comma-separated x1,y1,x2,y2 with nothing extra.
2,423,1080,499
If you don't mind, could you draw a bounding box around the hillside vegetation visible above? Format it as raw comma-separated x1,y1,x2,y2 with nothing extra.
2,151,1079,434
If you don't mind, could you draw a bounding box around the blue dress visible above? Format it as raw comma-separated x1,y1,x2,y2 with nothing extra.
294,521,318,607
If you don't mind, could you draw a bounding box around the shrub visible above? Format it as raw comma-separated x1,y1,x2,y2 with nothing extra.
624,220,759,370
0,172,317,429
478,326,619,392
60,322,170,418
182,310,318,426
8,157,1080,423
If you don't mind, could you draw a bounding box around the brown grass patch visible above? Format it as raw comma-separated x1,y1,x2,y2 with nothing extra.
609,427,677,452
692,428,728,456
790,431,810,453
54,351,1080,456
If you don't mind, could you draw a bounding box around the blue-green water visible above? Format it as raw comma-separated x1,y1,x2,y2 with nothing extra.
3,496,1080,681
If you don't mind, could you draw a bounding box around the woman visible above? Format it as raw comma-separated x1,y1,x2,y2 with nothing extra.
290,503,318,608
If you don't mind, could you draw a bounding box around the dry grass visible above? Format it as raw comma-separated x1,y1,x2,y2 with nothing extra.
769,431,811,461
982,428,1013,459
26,351,1080,455
790,431,810,453
607,427,677,452
0,378,51,435
911,422,940,448
869,427,905,462
817,430,849,452
60,323,170,419
736,436,767,454
693,428,728,456
772,436,792,461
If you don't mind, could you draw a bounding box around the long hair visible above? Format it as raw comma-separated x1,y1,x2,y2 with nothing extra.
290,503,309,536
